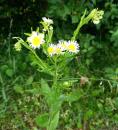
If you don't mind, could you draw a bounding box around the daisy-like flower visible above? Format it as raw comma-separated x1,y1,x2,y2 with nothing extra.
48,40,79,56
27,31,45,49
47,44,63,56
42,17,53,25
55,44,63,55
66,40,79,53
91,9,104,24
47,44,56,56
58,40,68,51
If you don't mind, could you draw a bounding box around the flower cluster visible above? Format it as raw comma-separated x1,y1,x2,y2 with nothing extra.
90,8,104,24
47,40,79,56
14,9,104,56
26,17,53,49
26,31,80,56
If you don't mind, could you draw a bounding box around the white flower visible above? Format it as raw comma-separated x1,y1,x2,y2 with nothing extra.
47,44,56,56
47,43,63,56
27,31,45,49
66,40,79,53
58,40,68,51
42,17,53,25
47,40,80,56
55,44,63,55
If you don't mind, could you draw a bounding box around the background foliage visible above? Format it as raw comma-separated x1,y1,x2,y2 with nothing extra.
0,0,118,130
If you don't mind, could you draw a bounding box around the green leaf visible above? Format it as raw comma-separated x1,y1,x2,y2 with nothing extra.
26,76,34,85
41,78,53,105
72,15,79,23
5,69,14,77
29,53,54,76
48,111,60,130
48,93,63,117
41,78,51,96
85,109,93,119
1,65,8,71
91,89,102,97
65,89,83,102
25,88,40,94
33,127,38,130
77,113,82,128
24,33,31,36
35,113,49,128
13,85,24,94
114,97,118,108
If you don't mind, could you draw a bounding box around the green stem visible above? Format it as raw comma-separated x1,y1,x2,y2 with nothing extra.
20,40,53,74
31,49,47,69
47,57,60,130
71,10,93,41
71,10,87,41
71,21,83,41
31,50,54,76
53,56,58,87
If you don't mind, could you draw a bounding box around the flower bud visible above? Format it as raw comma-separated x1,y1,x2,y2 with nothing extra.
14,42,22,51
90,8,104,24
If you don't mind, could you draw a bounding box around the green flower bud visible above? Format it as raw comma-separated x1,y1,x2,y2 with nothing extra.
14,42,22,51
41,17,53,31
90,8,104,24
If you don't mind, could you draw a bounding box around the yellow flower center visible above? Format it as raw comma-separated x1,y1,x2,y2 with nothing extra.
48,47,55,54
55,48,61,54
68,44,76,51
61,43,67,49
32,36,41,46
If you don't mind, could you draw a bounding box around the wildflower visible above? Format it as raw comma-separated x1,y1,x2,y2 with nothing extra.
55,45,63,55
91,8,104,24
42,17,53,31
66,40,79,53
14,41,22,51
47,43,64,56
48,40,80,56
42,17,53,25
47,44,56,56
58,40,68,51
27,31,45,49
